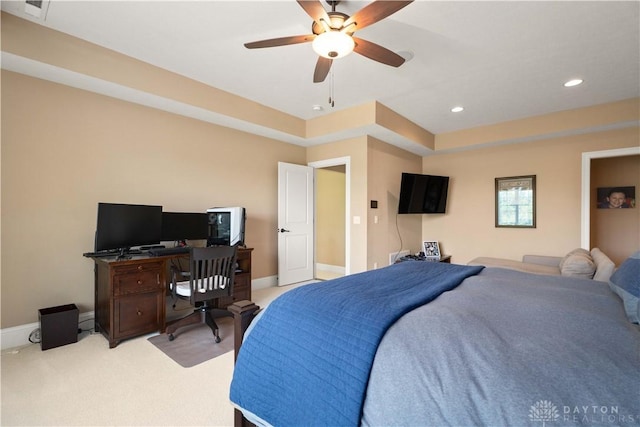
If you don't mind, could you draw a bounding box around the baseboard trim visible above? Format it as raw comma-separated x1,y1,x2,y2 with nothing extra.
252,275,277,290
1,311,95,351
316,263,346,275
2,277,277,351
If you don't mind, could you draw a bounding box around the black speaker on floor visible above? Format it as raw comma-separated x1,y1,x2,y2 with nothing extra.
38,304,79,350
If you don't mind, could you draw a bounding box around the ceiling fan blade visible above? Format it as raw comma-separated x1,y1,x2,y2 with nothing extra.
245,34,316,49
297,0,330,26
344,1,413,31
353,37,405,67
313,56,333,83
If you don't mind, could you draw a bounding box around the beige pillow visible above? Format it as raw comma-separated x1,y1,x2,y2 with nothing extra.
561,252,596,279
559,248,591,270
591,248,616,282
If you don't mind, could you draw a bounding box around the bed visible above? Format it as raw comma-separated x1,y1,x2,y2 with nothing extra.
229,254,640,427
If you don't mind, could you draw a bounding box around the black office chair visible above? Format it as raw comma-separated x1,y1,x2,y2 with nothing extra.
166,246,237,343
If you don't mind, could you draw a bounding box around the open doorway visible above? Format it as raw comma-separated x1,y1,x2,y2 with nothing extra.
315,165,346,279
581,146,640,264
309,157,351,280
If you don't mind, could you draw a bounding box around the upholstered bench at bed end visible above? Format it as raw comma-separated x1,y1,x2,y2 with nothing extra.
468,247,616,282
468,256,562,276
228,300,261,427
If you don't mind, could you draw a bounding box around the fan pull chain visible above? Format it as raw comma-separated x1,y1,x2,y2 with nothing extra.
328,69,335,108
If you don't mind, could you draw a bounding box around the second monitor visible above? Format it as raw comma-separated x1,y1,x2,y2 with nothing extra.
161,212,209,243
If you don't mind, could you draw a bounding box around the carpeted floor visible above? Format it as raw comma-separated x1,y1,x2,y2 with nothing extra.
1,281,315,426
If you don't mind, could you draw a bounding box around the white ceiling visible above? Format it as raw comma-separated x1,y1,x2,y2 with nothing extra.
3,0,639,144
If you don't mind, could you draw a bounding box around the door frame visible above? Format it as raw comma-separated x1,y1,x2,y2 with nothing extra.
581,146,640,248
308,156,351,276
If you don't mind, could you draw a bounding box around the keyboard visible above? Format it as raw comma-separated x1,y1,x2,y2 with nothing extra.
148,246,190,257
83,249,143,258
83,250,118,258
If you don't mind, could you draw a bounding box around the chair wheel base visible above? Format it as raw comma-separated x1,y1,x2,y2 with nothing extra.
168,334,175,341
215,335,221,343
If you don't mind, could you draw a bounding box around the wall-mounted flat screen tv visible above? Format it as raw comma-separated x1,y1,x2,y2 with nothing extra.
398,173,450,214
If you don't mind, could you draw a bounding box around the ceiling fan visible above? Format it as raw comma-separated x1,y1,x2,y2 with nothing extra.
244,0,413,83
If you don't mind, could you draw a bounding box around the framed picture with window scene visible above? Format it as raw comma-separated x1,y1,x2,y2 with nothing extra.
495,175,536,228
422,241,441,258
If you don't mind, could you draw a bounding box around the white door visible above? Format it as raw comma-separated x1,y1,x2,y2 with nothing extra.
278,162,314,286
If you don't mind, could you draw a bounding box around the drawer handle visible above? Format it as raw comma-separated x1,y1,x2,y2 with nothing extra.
137,309,143,316
137,280,143,285
137,265,143,271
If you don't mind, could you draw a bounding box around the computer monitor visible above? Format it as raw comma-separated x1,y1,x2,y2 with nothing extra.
94,203,162,253
161,212,209,242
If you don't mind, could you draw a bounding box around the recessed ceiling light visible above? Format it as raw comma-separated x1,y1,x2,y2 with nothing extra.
312,105,324,112
564,79,583,87
397,50,414,62
451,106,464,113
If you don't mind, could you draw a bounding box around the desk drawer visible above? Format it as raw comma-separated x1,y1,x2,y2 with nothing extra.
114,270,161,296
233,274,251,301
234,274,249,290
113,261,164,275
115,293,162,337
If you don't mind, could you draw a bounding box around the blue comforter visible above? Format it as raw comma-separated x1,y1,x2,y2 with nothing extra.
229,261,483,426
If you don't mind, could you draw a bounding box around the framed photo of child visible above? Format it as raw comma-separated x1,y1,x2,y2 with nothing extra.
597,186,636,209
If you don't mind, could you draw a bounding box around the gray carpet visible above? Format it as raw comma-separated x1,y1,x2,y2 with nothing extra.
147,316,234,368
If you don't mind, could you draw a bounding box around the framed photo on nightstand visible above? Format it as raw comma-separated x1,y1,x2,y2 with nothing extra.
422,241,441,258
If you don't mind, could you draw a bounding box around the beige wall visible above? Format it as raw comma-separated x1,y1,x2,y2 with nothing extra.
435,98,639,151
367,137,422,268
307,137,368,273
315,167,345,267
2,12,639,332
1,71,306,328
422,127,640,265
3,69,639,330
309,136,423,272
1,12,305,138
591,155,640,265
3,68,639,330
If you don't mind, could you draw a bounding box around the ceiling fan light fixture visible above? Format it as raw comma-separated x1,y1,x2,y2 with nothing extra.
312,30,355,59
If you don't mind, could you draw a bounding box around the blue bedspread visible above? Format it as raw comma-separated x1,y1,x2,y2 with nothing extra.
229,261,484,426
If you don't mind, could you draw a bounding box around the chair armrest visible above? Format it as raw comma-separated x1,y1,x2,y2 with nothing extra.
169,267,190,302
170,267,190,281
522,255,562,267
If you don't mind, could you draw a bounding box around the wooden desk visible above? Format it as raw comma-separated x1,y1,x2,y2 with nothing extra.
90,248,252,348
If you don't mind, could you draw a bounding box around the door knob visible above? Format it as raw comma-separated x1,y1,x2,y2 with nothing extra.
278,228,291,233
